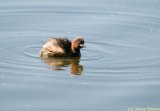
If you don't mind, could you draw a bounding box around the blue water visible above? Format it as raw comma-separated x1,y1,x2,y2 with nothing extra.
0,0,160,111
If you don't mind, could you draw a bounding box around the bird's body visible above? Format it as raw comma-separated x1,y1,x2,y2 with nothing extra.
40,37,85,58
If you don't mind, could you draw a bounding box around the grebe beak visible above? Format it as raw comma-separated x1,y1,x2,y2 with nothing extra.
80,44,86,48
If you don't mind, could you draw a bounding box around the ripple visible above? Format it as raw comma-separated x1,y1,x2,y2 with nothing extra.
0,42,42,71
0,5,160,79
1,2,160,111
81,49,106,61
22,45,41,59
0,33,159,79
21,43,107,62
0,35,159,79
0,40,109,77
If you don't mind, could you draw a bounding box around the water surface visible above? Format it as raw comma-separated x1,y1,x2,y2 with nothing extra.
0,0,160,111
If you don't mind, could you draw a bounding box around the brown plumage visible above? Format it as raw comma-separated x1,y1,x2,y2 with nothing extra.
40,37,85,58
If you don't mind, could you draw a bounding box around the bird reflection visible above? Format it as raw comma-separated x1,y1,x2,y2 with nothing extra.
41,57,83,75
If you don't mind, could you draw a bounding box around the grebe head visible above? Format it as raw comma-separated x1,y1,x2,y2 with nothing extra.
71,37,85,51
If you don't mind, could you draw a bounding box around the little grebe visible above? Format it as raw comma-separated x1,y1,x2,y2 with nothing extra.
40,37,85,58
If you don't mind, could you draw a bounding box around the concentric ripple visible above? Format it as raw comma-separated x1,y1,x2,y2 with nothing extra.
22,45,41,59
0,38,110,77
0,29,160,79
1,1,160,111
0,5,160,79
